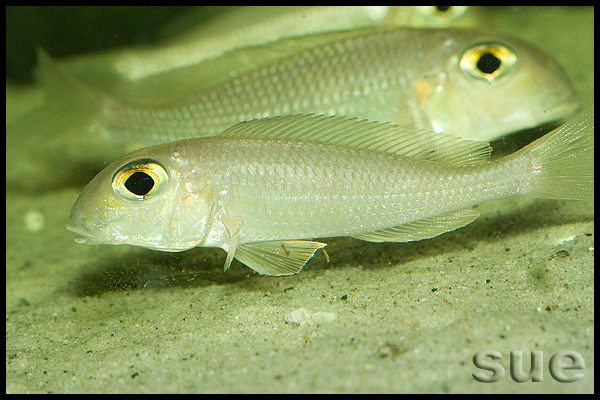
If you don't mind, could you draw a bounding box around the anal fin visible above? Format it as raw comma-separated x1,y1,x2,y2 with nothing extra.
234,240,327,276
352,209,480,243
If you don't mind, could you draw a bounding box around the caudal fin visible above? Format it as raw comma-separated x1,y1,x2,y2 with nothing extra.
36,48,106,120
523,109,594,200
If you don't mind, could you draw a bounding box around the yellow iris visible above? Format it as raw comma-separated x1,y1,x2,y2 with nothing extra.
460,43,518,84
112,160,168,201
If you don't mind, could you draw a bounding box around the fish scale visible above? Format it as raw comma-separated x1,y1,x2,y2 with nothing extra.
97,28,578,143
200,138,519,242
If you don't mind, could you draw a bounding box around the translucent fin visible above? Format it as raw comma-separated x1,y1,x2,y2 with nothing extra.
352,209,480,242
219,114,492,165
518,108,594,200
36,48,105,117
234,240,327,276
221,216,244,271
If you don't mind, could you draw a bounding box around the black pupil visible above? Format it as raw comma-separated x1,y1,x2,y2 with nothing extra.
125,171,155,196
476,53,502,75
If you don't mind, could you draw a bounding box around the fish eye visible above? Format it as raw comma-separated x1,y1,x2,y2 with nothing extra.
415,6,468,24
112,159,169,201
459,43,518,84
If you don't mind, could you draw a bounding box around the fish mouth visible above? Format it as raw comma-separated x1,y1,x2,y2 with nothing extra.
66,222,93,244
511,92,580,135
546,93,580,120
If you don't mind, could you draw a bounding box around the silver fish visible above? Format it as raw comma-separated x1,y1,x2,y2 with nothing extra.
97,28,578,143
67,110,593,276
107,6,471,82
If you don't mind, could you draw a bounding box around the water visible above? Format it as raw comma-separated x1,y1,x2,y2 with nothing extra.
6,7,594,393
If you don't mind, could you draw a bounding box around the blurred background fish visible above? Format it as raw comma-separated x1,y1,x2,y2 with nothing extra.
101,6,473,83
28,6,474,86
39,27,578,145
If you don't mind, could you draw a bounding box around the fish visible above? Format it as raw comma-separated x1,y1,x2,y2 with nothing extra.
67,110,594,276
111,6,471,81
43,28,578,145
58,7,473,84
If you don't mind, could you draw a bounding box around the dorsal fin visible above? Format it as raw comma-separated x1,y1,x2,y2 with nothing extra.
219,114,491,165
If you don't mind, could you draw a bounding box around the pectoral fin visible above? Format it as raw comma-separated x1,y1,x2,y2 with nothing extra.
352,209,480,243
234,240,327,276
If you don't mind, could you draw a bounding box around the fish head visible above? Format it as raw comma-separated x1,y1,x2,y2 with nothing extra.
67,141,215,252
414,32,580,141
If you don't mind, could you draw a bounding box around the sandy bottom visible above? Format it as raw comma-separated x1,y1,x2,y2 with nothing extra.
6,7,593,393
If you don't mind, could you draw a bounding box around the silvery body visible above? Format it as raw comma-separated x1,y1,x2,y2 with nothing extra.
99,28,578,143
68,112,593,275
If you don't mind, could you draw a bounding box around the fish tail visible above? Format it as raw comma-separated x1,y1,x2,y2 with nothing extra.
36,48,114,137
523,109,594,200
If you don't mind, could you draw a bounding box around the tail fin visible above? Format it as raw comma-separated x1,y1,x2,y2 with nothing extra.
7,50,124,192
523,109,594,200
36,48,105,117
35,48,126,143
